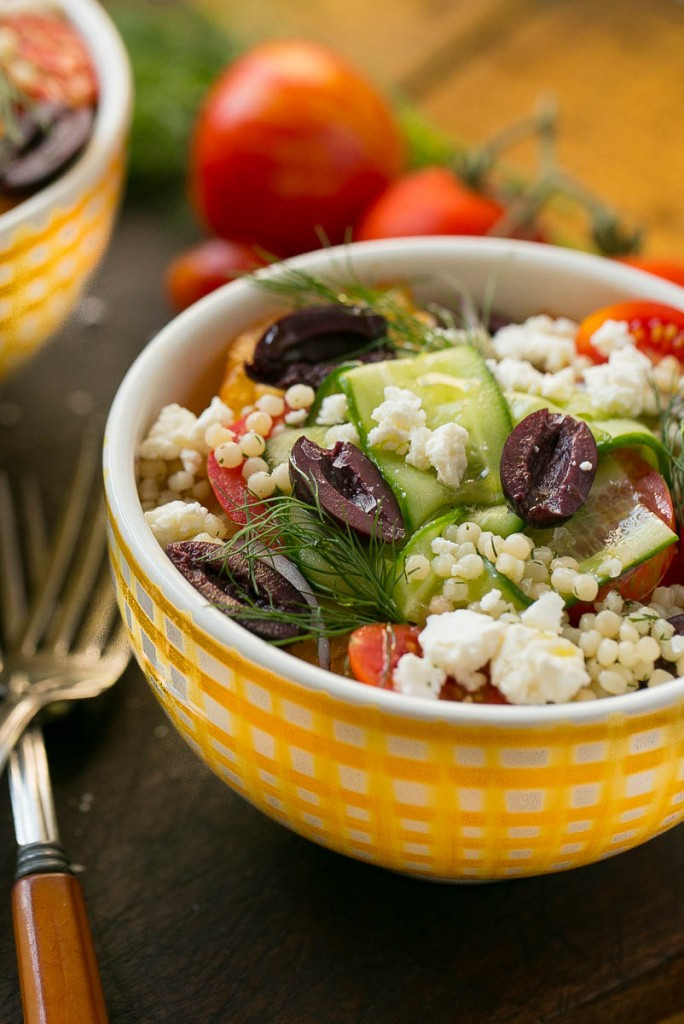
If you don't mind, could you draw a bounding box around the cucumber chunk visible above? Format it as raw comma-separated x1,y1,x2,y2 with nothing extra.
528,454,677,589
589,419,669,477
264,426,329,469
393,507,529,624
340,346,512,531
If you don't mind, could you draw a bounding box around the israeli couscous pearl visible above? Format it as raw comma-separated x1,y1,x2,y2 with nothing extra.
443,579,470,602
456,554,485,580
205,423,235,449
256,394,285,417
648,668,676,687
502,533,534,559
242,456,269,479
168,470,194,492
271,462,293,493
596,637,619,666
405,554,431,580
247,471,276,499
215,441,243,468
456,522,481,545
285,384,315,410
595,610,622,637
636,635,660,662
495,552,525,584
573,575,599,602
239,431,266,457
429,595,454,614
245,410,273,436
432,553,455,578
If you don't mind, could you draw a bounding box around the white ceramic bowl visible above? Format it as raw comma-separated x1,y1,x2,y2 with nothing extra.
0,0,132,378
105,238,684,881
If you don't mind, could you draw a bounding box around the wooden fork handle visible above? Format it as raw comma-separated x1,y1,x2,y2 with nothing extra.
12,868,108,1024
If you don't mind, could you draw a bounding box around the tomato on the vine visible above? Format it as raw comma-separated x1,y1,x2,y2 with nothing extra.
354,166,505,241
166,239,264,312
576,301,684,364
619,257,684,289
190,39,404,257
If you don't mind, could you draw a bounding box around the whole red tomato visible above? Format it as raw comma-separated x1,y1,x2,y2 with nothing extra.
619,257,684,289
165,238,265,311
354,166,505,241
190,40,404,256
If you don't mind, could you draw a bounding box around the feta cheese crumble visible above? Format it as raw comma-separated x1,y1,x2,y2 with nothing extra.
589,319,636,358
424,422,469,488
316,393,349,426
414,610,507,691
368,386,426,454
490,624,590,704
584,346,656,417
144,501,227,547
492,315,578,373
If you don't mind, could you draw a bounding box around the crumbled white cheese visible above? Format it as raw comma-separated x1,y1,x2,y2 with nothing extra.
368,386,426,455
424,422,469,489
144,500,227,547
316,393,349,426
589,319,636,358
179,448,204,475
189,397,235,451
489,624,589,704
584,346,656,417
489,357,577,405
492,315,578,373
284,409,308,426
418,610,506,691
324,422,360,447
405,425,432,471
520,591,565,634
138,404,200,460
579,460,593,472
393,652,446,700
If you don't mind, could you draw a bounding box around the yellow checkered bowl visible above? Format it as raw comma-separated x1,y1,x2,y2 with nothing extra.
0,0,132,379
104,238,684,881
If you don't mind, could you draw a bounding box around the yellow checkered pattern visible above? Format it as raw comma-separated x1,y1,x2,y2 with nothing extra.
0,154,125,379
107,509,684,880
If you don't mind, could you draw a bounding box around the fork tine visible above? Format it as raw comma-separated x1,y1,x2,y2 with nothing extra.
21,476,50,589
77,573,119,656
45,502,108,655
0,473,28,648
19,426,100,657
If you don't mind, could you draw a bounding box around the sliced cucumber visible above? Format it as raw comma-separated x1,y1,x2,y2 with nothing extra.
506,391,564,424
340,345,512,531
589,419,670,477
528,454,677,588
393,507,529,624
264,426,329,469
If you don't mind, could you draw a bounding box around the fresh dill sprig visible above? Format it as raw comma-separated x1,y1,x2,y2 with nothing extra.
207,488,406,643
253,263,487,356
653,377,684,529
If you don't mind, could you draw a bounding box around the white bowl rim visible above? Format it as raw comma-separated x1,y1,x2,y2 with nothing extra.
105,236,684,727
0,0,132,237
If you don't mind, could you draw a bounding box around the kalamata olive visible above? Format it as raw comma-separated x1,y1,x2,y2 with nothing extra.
289,437,405,542
668,614,684,635
500,408,598,528
246,305,388,386
166,540,304,641
2,104,94,192
276,343,396,391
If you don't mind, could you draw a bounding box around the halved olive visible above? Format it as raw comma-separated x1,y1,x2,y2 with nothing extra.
500,408,598,528
166,540,305,641
289,437,405,542
2,104,94,193
246,304,388,386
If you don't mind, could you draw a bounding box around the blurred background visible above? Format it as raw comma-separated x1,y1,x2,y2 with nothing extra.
109,0,684,262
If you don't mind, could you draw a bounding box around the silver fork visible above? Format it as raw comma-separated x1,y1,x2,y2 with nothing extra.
0,432,130,1023
0,429,130,773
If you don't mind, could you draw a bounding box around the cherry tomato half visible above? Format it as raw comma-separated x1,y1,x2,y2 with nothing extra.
206,412,283,526
190,39,404,256
347,623,507,703
576,301,684,364
619,257,684,289
354,166,505,241
166,239,265,312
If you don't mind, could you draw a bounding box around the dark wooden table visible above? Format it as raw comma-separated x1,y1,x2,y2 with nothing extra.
1,205,684,1024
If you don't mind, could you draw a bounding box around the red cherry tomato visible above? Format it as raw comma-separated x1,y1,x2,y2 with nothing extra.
348,624,421,689
206,413,284,526
355,166,505,241
619,257,684,289
576,301,684,364
347,623,507,703
166,239,265,312
190,40,404,257
0,12,98,106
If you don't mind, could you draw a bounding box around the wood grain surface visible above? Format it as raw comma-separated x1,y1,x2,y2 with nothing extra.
199,0,684,256
1,1,684,1020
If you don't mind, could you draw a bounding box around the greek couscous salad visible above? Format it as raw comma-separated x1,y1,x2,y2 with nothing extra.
136,268,684,706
